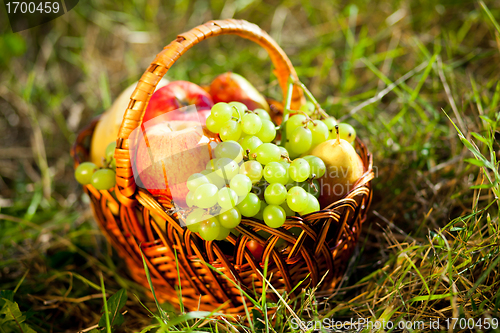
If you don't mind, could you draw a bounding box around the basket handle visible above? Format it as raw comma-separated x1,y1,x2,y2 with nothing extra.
114,19,304,201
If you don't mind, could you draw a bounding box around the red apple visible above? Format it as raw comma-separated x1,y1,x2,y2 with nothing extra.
142,81,214,125
132,120,217,207
209,72,270,111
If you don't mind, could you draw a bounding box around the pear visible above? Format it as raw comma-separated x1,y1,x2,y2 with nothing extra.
310,125,364,207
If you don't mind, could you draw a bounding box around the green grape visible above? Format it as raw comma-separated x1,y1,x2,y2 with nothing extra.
278,146,289,161
256,119,276,143
254,143,281,165
302,155,326,178
254,200,268,220
239,160,263,183
254,108,271,120
198,215,221,241
300,179,320,198
193,183,218,208
217,187,239,209
109,158,116,170
230,174,252,196
200,169,226,188
214,141,243,163
206,158,218,171
215,157,239,180
239,136,263,157
241,113,262,135
286,186,309,212
299,101,315,115
299,193,320,215
323,117,337,131
286,114,307,136
229,101,248,118
280,201,295,217
263,162,288,185
307,120,329,147
75,162,97,185
206,115,221,133
186,208,205,232
105,142,116,164
218,207,241,228
211,102,232,123
91,169,116,190
288,127,312,155
187,173,210,191
289,158,311,182
237,193,261,217
279,161,292,183
186,191,195,207
264,183,287,205
219,120,242,142
263,205,286,228
284,141,300,160
215,226,231,240
338,123,356,144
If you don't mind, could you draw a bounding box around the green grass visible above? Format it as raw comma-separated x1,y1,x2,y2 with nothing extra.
1,0,500,332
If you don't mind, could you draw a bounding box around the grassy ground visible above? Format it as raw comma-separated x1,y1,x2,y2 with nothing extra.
0,0,499,332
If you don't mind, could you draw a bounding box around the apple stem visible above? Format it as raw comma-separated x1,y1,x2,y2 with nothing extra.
335,125,340,144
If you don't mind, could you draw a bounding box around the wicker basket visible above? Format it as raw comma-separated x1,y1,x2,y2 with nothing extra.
72,19,374,316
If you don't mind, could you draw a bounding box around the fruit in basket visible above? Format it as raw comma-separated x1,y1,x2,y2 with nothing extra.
246,240,264,260
198,215,221,241
288,126,312,155
302,155,326,178
209,72,270,111
180,100,362,237
337,122,357,144
286,186,309,212
256,119,276,143
237,193,261,217
142,81,214,125
90,79,169,167
310,126,364,206
299,193,320,215
307,120,329,148
91,169,116,190
218,207,241,229
133,120,213,206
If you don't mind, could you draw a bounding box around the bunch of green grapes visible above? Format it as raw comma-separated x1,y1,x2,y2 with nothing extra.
184,137,326,241
75,142,117,190
205,102,276,143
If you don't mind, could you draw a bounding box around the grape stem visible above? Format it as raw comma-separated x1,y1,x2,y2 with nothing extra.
282,77,295,122
291,79,329,119
281,154,292,163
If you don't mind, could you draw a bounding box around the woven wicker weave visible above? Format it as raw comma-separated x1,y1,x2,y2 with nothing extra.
72,19,374,316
